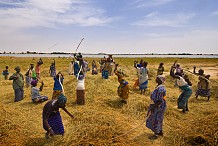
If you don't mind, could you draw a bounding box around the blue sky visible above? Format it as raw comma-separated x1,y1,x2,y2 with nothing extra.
0,0,218,54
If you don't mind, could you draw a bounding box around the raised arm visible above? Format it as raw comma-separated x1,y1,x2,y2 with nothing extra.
114,63,118,73
170,66,180,79
9,73,18,80
39,81,44,91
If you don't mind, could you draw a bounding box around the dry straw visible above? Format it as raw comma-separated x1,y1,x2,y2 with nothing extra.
0,57,218,146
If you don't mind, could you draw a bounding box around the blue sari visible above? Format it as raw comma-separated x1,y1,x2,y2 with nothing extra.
146,85,166,134
43,111,64,135
139,67,148,90
178,85,192,109
74,62,80,77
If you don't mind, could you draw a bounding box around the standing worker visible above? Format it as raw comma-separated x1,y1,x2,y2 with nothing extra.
9,66,24,102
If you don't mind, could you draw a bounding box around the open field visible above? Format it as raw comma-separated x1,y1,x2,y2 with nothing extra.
0,56,218,146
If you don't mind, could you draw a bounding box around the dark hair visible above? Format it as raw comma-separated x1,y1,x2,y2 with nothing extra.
198,69,204,75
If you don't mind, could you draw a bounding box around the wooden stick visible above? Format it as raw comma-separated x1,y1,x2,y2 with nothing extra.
75,38,84,54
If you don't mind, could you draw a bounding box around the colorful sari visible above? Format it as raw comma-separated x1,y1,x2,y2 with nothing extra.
74,62,80,77
139,67,148,90
146,85,166,134
50,65,56,77
43,111,64,135
196,76,210,97
178,85,192,109
115,71,129,100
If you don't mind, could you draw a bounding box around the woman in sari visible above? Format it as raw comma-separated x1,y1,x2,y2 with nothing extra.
170,66,192,113
35,58,43,79
157,63,164,75
91,60,98,75
52,72,64,99
194,69,211,101
139,61,149,94
76,70,86,105
114,64,129,104
43,94,74,139
146,75,166,139
31,80,48,103
49,60,56,77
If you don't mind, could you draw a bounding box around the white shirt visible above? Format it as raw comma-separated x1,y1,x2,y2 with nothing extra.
177,76,187,87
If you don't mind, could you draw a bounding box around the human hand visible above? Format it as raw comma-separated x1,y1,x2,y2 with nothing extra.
49,128,54,136
70,114,74,119
14,75,18,79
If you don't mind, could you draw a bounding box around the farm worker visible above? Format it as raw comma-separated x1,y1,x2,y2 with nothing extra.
114,63,129,104
91,60,98,75
9,66,24,102
25,63,37,88
133,59,143,90
146,75,166,139
49,60,56,77
194,68,211,101
170,65,192,113
35,58,43,79
30,80,48,103
138,61,149,94
2,65,9,80
76,70,86,105
43,94,74,139
68,59,75,75
157,63,164,75
52,72,64,99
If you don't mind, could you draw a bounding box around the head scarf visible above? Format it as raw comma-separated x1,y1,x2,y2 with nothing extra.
14,66,20,71
157,75,166,84
117,68,126,77
78,74,84,80
31,80,38,86
57,94,67,104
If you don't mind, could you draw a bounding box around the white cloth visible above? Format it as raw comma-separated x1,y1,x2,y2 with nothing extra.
76,79,85,90
68,62,74,75
31,87,40,100
176,76,187,87
139,67,148,84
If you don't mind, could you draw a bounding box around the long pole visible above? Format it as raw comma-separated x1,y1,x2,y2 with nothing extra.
75,38,84,54
185,69,218,84
74,38,84,77
47,42,59,52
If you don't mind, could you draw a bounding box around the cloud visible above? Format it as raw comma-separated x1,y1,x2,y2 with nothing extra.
0,0,116,34
132,0,176,8
212,10,218,16
131,12,195,27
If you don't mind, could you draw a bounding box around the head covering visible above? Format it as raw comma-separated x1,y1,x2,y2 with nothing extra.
78,74,84,80
14,66,20,71
176,63,180,67
157,75,166,84
198,69,204,75
31,80,38,86
117,68,126,77
57,94,67,104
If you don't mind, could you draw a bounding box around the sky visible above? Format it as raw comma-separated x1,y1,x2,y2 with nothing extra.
0,0,218,54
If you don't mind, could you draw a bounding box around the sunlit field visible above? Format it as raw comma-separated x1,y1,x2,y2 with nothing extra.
0,56,218,146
